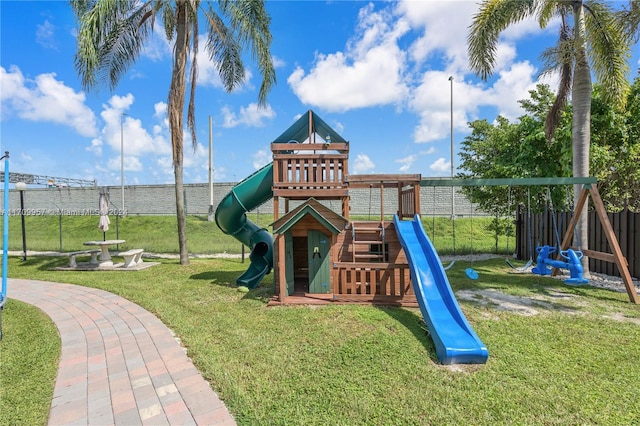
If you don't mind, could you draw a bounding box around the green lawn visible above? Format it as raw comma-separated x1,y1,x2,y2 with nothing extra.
2,255,639,425
1,214,513,256
0,299,60,426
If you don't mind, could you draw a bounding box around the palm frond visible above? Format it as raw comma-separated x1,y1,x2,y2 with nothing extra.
539,12,574,141
212,0,275,105
617,0,640,43
468,0,538,80
187,4,199,150
72,1,154,91
584,1,631,107
202,5,245,93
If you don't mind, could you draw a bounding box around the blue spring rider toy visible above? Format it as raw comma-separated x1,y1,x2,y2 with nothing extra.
531,245,589,286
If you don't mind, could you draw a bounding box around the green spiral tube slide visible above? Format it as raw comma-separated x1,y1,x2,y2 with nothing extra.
215,163,274,288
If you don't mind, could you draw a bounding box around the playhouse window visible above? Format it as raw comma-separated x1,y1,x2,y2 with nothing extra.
369,243,389,262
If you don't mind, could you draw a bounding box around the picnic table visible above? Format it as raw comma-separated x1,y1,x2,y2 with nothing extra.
84,240,125,267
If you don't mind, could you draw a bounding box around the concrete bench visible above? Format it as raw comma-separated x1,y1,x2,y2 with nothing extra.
120,249,144,268
67,249,101,267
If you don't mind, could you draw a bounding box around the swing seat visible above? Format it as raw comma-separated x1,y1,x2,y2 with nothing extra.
465,268,479,280
531,245,555,275
564,277,589,286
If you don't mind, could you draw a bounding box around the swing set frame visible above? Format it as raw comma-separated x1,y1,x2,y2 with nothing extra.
420,177,639,304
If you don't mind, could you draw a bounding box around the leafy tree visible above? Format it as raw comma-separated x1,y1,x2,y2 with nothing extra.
457,84,572,216
468,0,632,267
459,78,640,214
591,76,640,211
71,0,276,264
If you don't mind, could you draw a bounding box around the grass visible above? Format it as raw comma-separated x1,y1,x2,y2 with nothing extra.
1,214,513,256
3,255,640,425
0,299,60,426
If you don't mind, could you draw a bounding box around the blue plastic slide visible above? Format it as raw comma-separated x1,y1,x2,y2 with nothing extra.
394,214,488,364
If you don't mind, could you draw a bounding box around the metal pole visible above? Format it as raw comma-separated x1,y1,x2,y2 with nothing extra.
59,211,63,252
449,76,455,214
449,76,456,256
1,152,8,341
19,190,26,261
120,113,127,216
208,115,214,221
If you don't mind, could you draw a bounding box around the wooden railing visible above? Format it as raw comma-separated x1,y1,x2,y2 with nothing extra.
334,262,413,298
273,155,347,189
399,186,417,218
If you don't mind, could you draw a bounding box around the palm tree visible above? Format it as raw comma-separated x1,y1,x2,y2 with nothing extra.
71,0,276,265
468,0,631,269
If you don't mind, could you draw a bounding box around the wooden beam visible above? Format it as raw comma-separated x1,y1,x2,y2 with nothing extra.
271,143,349,153
273,189,349,198
558,186,590,251
420,177,597,187
581,249,627,265
272,152,348,160
346,174,421,188
588,185,639,304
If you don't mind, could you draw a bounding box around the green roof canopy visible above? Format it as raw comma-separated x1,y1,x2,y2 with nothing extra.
272,198,348,235
272,110,347,144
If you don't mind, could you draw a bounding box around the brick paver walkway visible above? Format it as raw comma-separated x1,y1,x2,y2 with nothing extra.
9,278,236,425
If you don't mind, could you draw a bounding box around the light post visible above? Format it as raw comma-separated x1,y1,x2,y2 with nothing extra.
448,76,455,216
15,181,27,261
120,113,128,216
449,76,456,262
449,76,454,179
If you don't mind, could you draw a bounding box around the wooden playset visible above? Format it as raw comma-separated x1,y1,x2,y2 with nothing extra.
268,111,421,305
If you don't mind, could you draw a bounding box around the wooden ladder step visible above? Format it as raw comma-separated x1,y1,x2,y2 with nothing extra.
353,240,382,245
354,254,384,259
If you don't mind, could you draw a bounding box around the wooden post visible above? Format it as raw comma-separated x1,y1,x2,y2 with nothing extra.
276,233,287,302
273,196,279,221
589,186,638,304
557,185,638,304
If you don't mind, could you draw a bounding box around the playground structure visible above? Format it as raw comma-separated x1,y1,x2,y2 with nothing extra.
421,177,638,304
215,111,489,364
215,111,639,363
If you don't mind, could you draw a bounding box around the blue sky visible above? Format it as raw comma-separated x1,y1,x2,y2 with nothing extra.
1,1,638,187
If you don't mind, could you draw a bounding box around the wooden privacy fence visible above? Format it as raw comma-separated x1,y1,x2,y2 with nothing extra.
515,207,640,279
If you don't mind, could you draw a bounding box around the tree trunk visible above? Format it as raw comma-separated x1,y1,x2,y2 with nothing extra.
169,1,189,265
572,2,591,271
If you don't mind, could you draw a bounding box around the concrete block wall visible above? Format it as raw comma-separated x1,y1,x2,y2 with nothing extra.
2,182,482,218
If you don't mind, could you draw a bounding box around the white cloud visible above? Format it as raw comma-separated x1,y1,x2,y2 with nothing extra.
0,65,98,137
85,94,173,181
220,103,276,128
486,61,538,120
36,20,57,50
430,157,450,174
410,71,483,143
352,153,375,174
395,154,416,172
141,25,171,61
397,0,477,71
108,154,143,173
410,60,539,143
288,4,410,112
420,147,437,155
252,149,271,170
272,55,286,68
86,138,102,156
